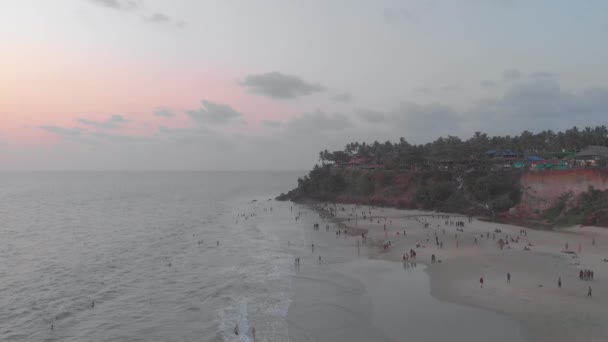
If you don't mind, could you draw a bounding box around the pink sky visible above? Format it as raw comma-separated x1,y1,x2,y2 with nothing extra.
0,45,293,145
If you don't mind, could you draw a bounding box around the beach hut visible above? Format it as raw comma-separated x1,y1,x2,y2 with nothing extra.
484,150,497,158
575,146,608,164
501,150,518,159
527,155,543,162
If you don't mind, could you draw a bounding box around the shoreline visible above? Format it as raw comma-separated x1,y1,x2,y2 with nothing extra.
306,202,608,342
284,201,525,342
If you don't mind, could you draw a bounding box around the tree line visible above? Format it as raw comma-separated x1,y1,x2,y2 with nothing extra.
318,126,608,166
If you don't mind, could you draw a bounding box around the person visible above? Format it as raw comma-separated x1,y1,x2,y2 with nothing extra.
558,277,562,288
507,272,511,283
587,286,592,298
234,324,239,335
91,301,95,308
480,277,484,288
318,255,322,263
217,241,220,247
312,243,314,252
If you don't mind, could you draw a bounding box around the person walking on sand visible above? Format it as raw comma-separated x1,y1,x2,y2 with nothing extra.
558,277,562,288
587,286,592,298
480,277,484,288
507,272,511,283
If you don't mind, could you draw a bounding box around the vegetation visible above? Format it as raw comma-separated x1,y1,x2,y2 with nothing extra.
544,187,608,226
317,126,608,165
277,125,608,227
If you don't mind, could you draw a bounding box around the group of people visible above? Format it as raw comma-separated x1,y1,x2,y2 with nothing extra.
383,241,392,250
579,269,595,281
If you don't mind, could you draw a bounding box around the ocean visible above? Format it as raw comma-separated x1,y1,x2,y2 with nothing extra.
1,171,524,342
0,171,305,342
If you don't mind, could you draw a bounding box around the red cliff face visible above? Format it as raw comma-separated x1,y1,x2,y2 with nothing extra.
518,169,608,212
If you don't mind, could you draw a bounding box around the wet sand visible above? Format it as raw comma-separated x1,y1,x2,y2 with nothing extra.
324,204,608,342
285,204,526,342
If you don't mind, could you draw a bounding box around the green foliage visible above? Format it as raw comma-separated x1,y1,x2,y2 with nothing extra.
357,174,375,196
415,180,455,210
545,187,608,226
542,192,573,220
467,172,521,204
318,126,608,166
437,192,471,212
490,194,515,212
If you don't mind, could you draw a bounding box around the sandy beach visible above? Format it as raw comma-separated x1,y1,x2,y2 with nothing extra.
316,204,608,342
284,203,523,342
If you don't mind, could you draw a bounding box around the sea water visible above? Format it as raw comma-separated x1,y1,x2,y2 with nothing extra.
0,171,302,342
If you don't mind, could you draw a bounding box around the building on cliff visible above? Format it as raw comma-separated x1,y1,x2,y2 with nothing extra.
576,145,608,167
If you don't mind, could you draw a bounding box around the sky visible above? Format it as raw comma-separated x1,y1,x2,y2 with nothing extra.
1,0,608,170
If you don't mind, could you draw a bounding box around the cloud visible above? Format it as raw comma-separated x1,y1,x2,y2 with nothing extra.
286,110,353,133
470,78,608,133
79,114,129,129
158,126,234,150
442,85,460,91
382,2,436,24
329,92,352,103
185,100,243,125
144,13,187,28
480,80,497,88
414,87,432,93
392,102,460,131
356,108,386,123
262,120,282,127
240,72,325,99
88,0,139,11
89,0,186,28
528,71,555,79
503,69,522,82
154,108,174,117
383,8,416,23
40,126,84,137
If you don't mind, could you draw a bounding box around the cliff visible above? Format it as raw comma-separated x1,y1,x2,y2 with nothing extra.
278,166,608,228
